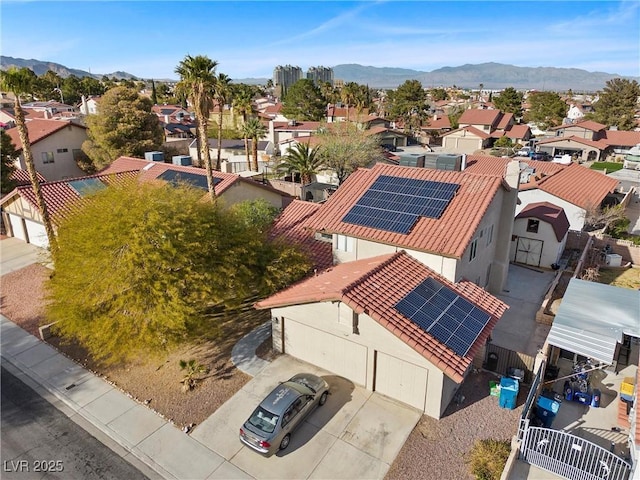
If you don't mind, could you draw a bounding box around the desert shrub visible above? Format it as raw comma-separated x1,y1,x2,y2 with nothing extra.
468,438,511,480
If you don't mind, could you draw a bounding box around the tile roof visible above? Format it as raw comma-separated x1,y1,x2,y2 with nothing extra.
272,121,321,132
551,119,606,132
1,171,138,224
458,108,502,127
463,155,564,180
442,125,491,140
365,125,409,137
602,130,640,147
5,119,85,152
504,124,531,139
255,251,508,383
495,112,513,130
536,163,619,209
304,163,506,258
268,200,334,271
422,116,451,130
536,135,607,150
516,202,570,241
10,168,47,185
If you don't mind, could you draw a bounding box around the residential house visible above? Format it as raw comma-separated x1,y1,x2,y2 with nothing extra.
78,96,101,115
325,104,370,123
463,155,620,230
255,250,508,418
511,202,570,268
538,120,640,162
269,120,322,155
1,171,136,248
189,138,273,174
4,119,88,181
442,109,531,154
151,104,195,141
419,114,452,146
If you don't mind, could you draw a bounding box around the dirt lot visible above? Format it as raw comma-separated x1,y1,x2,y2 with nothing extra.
0,263,265,430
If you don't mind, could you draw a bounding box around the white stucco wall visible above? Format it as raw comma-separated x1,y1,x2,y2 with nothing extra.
269,301,454,418
516,190,585,231
511,218,567,267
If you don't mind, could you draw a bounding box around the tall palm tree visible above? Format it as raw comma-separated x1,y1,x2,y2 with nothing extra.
242,118,267,172
213,73,231,171
175,55,218,201
278,142,323,185
0,67,57,252
232,86,255,169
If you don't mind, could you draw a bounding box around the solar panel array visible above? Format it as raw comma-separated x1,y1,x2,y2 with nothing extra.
342,175,460,234
68,178,106,197
157,170,220,191
394,277,491,357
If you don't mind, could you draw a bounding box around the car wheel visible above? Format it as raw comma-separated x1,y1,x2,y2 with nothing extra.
319,391,328,406
279,434,291,451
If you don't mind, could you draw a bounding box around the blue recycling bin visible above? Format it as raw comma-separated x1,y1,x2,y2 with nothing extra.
499,377,519,410
536,396,560,427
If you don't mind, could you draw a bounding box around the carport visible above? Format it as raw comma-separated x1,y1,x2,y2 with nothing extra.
546,278,640,365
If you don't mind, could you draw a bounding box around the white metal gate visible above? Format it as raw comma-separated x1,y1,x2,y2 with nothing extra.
515,237,543,266
520,426,631,480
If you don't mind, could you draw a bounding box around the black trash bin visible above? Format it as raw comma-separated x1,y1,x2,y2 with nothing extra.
487,352,498,372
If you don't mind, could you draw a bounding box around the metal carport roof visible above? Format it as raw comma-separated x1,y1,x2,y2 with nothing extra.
546,278,640,364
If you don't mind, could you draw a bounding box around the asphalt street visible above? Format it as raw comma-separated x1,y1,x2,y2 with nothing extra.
1,366,149,480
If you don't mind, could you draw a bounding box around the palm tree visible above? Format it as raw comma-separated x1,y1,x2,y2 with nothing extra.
175,55,218,201
0,67,57,251
242,118,267,172
278,142,323,185
213,73,231,171
232,86,255,170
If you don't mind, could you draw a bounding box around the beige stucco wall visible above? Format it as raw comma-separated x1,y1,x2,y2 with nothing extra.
511,219,567,267
559,125,596,140
219,181,285,209
270,301,454,418
2,196,42,221
16,125,87,181
443,132,483,154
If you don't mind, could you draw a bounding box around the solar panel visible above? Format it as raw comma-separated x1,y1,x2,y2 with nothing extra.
342,175,459,234
68,178,106,197
395,278,491,357
157,170,220,191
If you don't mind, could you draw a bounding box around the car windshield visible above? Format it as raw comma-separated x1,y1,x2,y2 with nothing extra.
248,406,279,434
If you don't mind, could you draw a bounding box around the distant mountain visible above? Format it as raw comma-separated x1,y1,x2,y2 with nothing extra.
333,62,638,91
0,56,140,80
2,56,637,91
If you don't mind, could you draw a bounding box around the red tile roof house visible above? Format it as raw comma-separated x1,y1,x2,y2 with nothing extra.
252,160,522,415
464,155,619,231
441,109,531,154
255,250,508,418
4,119,88,181
0,171,136,248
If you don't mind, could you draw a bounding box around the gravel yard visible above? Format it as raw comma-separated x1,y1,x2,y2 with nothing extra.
386,370,526,480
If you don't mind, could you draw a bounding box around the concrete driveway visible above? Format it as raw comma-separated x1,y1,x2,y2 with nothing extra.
0,237,49,275
191,355,421,480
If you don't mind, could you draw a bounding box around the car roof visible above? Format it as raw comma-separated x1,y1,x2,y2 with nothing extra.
260,383,308,415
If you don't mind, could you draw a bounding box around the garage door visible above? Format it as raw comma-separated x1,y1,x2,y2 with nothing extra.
8,214,27,241
284,320,367,386
25,219,48,248
375,352,428,410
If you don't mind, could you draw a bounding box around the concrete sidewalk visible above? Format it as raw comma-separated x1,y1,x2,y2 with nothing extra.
0,315,250,480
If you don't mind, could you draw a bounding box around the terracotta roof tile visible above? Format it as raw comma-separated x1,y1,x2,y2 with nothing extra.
551,119,606,132
269,200,334,271
496,112,513,130
10,169,46,185
536,163,619,209
442,125,491,140
536,135,607,150
5,119,85,152
304,163,505,258
459,109,502,126
602,130,640,147
422,116,451,130
516,202,570,241
273,121,321,131
463,155,564,179
256,251,508,383
505,124,531,139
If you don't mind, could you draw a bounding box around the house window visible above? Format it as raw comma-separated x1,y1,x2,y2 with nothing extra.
56,148,68,153
469,239,478,262
486,224,494,246
41,152,54,164
527,219,539,233
318,233,332,243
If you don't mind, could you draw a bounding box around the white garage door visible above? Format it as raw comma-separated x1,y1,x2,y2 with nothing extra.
8,214,27,241
24,219,48,248
284,320,367,386
375,352,428,410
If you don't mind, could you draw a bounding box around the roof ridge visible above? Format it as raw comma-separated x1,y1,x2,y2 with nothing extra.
341,251,404,296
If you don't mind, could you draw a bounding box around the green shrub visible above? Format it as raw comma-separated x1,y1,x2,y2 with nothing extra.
468,439,511,480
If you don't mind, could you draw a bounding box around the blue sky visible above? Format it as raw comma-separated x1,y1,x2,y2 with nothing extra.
2,1,639,80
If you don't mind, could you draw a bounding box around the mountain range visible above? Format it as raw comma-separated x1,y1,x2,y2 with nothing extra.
2,56,637,92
